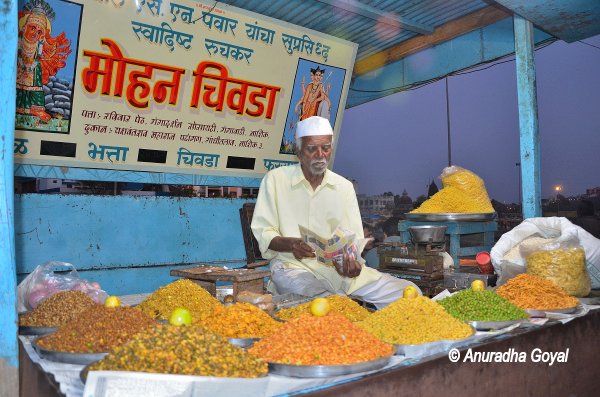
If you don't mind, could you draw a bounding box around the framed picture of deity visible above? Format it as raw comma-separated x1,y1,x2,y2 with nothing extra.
15,0,83,134
279,58,347,155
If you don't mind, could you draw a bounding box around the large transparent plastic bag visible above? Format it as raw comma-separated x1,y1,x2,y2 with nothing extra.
17,261,108,311
521,236,591,297
412,166,494,213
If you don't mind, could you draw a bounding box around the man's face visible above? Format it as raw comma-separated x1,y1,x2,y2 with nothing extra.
298,135,333,177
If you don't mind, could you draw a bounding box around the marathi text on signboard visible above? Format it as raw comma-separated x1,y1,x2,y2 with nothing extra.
14,0,357,178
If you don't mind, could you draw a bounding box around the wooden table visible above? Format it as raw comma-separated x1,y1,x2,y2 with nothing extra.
170,266,270,299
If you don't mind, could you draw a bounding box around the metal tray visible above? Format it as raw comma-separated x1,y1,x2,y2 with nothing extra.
273,293,313,310
405,212,497,222
19,325,57,336
395,327,476,358
32,338,108,365
469,319,524,331
80,365,89,384
268,356,391,378
228,337,259,348
526,306,578,317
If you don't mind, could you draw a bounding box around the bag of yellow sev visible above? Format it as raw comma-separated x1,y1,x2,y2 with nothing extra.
411,166,494,213
521,236,591,297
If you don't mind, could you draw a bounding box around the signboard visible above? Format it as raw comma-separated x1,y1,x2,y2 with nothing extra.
14,0,357,178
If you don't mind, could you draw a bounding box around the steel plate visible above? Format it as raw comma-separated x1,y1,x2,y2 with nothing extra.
32,338,108,365
80,363,92,383
405,213,497,222
268,356,391,378
228,337,259,348
526,306,578,317
19,325,57,336
395,340,456,358
469,319,524,331
395,327,476,358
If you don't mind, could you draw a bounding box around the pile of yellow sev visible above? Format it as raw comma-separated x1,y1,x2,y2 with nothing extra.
411,166,494,213
138,279,220,321
357,296,473,345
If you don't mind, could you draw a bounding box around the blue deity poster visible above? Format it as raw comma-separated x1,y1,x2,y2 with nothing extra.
280,59,347,155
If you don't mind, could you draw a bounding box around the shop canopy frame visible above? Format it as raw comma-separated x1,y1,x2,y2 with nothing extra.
2,0,599,392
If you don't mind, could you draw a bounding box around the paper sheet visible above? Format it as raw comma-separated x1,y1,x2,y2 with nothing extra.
299,225,369,266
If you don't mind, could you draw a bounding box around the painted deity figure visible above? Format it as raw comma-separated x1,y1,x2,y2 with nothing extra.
295,67,331,121
17,0,71,122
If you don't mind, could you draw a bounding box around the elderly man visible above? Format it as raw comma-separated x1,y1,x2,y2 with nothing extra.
251,116,420,308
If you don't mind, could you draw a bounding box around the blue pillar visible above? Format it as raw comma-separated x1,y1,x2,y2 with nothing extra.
513,15,542,218
0,0,19,392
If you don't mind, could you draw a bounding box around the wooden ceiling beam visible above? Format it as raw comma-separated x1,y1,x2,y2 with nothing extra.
353,5,512,77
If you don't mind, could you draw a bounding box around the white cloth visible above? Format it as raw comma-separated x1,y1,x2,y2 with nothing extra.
269,260,421,309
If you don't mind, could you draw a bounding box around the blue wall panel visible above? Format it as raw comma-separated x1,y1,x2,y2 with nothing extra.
15,195,252,294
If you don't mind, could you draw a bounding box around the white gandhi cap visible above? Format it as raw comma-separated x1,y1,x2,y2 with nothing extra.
296,116,333,139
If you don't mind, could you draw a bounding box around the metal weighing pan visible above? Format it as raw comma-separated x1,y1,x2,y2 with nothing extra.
32,338,108,365
405,213,497,222
469,319,524,331
19,325,57,336
228,337,259,348
268,356,391,378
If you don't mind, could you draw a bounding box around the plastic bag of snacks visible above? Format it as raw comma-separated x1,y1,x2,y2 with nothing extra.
491,217,600,289
520,236,591,297
17,261,108,311
411,166,494,213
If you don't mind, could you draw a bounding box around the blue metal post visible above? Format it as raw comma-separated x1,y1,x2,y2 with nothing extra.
0,0,19,393
513,15,542,218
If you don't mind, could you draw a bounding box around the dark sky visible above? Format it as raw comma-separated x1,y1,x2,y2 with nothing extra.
333,34,600,204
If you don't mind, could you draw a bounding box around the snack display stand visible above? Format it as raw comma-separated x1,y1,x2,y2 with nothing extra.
18,307,600,397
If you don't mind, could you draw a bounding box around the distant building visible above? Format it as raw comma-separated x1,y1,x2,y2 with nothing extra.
585,186,600,198
358,193,395,214
427,180,439,198
36,179,84,193
15,178,258,198
396,189,414,213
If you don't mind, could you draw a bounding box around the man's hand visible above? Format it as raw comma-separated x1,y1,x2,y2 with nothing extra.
334,253,362,278
290,238,316,260
268,236,315,260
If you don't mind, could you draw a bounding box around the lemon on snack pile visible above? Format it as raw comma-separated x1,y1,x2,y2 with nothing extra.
104,296,121,308
310,298,331,317
169,308,192,326
471,280,485,292
403,286,418,299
